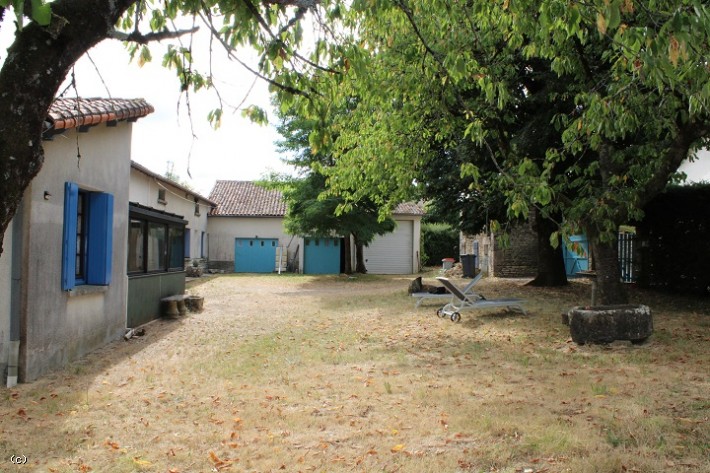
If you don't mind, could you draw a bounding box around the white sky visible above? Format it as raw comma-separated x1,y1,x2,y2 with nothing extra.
0,15,297,197
679,149,710,183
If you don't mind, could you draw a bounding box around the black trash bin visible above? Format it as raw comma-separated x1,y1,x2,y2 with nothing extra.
460,254,477,278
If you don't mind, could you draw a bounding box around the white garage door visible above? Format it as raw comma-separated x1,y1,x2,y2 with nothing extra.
363,220,413,274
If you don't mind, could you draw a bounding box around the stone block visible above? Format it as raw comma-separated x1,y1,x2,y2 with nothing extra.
567,304,653,345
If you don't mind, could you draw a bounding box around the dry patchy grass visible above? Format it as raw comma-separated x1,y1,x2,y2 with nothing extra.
0,274,708,473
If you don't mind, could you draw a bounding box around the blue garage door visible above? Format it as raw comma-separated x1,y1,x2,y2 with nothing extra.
234,238,278,273
303,238,341,274
563,234,589,277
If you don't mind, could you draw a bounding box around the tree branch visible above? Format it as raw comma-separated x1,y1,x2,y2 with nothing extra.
394,0,468,115
394,0,445,69
197,12,314,98
107,26,200,44
241,0,341,75
637,122,710,208
264,0,318,7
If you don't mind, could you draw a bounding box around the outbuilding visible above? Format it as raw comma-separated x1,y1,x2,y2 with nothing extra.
207,181,424,274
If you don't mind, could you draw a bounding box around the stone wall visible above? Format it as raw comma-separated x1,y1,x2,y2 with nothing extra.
185,257,209,271
493,220,538,278
461,220,538,278
207,260,233,273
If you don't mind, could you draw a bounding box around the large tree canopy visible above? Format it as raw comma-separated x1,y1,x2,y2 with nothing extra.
0,0,346,256
273,0,710,303
273,111,396,273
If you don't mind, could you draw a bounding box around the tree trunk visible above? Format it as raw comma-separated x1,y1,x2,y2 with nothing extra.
354,237,367,273
0,0,138,256
342,236,352,274
528,210,568,287
590,236,628,305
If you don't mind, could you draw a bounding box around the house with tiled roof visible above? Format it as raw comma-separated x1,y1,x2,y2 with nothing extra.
206,180,425,275
126,161,217,327
0,97,153,384
207,181,292,273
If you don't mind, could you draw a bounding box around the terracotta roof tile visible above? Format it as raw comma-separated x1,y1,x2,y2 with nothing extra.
393,201,426,216
209,180,425,218
209,181,286,217
45,97,154,132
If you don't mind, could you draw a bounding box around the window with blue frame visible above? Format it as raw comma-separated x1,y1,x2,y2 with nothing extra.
127,203,186,275
62,182,114,290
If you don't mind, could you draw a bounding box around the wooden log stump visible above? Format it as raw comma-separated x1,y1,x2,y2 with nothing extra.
161,295,189,317
186,295,204,312
162,299,180,317
176,298,188,316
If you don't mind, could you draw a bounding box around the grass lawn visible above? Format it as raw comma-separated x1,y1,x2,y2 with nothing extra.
0,273,708,473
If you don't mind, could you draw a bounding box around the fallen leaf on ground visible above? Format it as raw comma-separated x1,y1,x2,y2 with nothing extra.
132,457,152,467
104,439,120,450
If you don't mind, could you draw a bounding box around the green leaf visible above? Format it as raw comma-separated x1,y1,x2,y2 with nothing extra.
534,185,552,206
31,0,51,26
460,162,480,181
241,105,268,125
606,1,621,31
207,108,223,129
596,12,607,35
138,46,152,67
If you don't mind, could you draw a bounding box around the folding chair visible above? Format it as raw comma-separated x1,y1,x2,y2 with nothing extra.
411,272,483,308
435,276,526,322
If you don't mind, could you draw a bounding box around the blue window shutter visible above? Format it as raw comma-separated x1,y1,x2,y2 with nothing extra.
62,182,79,290
184,229,191,258
86,192,114,285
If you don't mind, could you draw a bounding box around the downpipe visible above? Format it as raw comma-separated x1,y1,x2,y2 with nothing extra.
7,201,23,388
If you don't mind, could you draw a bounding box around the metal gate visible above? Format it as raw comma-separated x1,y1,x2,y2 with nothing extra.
618,232,636,283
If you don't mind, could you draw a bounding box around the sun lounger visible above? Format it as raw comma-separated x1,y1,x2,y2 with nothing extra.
435,276,526,322
411,272,483,308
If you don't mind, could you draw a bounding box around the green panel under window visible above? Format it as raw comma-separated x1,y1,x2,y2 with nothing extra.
127,272,185,327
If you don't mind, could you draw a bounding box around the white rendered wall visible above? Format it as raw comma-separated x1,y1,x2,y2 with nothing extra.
129,168,211,259
21,123,133,381
207,216,297,264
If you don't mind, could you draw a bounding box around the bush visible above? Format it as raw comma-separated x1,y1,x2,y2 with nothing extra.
421,223,459,267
